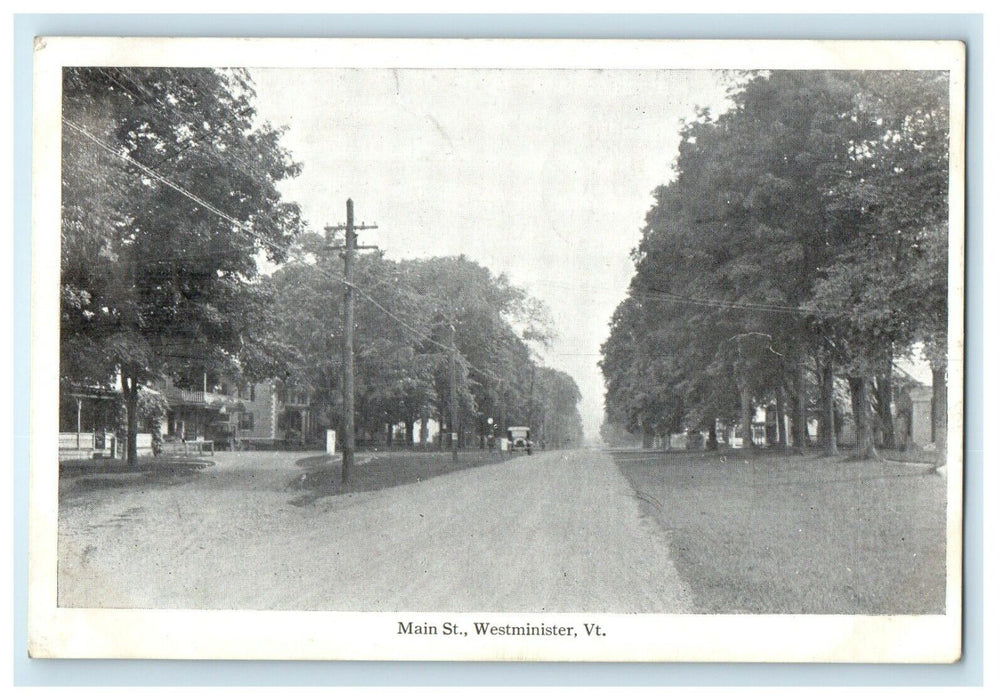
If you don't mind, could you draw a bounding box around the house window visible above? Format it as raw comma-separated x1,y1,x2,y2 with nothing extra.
240,413,254,430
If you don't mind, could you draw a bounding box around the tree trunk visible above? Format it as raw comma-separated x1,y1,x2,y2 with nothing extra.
642,424,654,449
438,396,446,450
820,354,839,456
122,370,139,467
876,352,896,449
775,387,788,450
706,417,718,450
932,362,948,467
386,422,394,447
740,381,752,450
791,367,806,452
849,375,879,460
406,417,415,449
420,415,429,451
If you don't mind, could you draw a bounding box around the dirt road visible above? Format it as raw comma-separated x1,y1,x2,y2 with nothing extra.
58,449,693,612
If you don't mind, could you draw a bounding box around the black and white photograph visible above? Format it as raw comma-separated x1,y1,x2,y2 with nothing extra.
28,37,965,662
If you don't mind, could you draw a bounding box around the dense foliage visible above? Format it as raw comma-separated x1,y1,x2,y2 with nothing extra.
61,66,584,461
600,70,950,460
270,247,584,449
61,67,304,463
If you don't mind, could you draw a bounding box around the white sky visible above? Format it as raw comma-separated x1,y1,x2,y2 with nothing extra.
249,68,738,442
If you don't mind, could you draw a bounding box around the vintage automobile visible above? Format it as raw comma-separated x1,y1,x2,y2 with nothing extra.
507,426,533,455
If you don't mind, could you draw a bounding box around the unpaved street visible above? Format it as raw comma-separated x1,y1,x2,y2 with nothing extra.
58,450,693,612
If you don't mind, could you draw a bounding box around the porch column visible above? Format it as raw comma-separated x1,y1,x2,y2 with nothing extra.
76,398,82,449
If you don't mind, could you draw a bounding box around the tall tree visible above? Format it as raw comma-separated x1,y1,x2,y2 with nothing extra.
808,71,950,459
404,256,554,444
528,366,584,449
602,71,950,462
608,73,870,448
271,252,574,452
61,67,303,464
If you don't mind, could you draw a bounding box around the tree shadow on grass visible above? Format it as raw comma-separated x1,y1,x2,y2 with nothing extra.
287,451,504,507
59,458,212,500
288,454,365,505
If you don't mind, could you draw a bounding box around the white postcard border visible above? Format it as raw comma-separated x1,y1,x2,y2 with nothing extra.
29,36,966,663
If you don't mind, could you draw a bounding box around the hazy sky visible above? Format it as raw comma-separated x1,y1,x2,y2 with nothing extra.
249,67,738,441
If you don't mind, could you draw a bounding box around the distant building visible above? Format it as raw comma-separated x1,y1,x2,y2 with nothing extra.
58,374,323,460
895,384,935,450
58,384,125,460
161,377,318,449
160,376,246,446
834,365,934,449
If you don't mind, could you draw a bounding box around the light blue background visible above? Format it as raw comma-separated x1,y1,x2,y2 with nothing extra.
12,13,983,687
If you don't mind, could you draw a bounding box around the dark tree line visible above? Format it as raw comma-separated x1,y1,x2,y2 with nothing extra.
600,70,950,461
270,240,584,450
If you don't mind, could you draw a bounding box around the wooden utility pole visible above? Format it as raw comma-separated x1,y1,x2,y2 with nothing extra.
541,403,547,451
529,363,536,437
450,323,459,462
325,199,378,485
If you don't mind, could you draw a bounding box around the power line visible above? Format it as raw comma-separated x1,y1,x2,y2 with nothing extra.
67,67,542,380
635,286,812,315
94,67,278,188
64,117,258,242
64,116,514,396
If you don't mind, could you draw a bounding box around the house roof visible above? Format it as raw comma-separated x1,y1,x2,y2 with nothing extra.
893,358,932,388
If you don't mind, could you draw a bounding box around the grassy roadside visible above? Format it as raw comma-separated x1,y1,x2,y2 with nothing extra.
59,456,213,474
612,449,947,615
58,456,214,504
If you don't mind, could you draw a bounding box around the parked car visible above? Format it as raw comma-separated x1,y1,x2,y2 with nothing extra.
507,426,533,455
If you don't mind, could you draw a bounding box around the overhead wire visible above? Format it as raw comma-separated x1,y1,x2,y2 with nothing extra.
95,67,278,188
63,114,511,391
72,70,822,343
68,78,834,392
68,68,548,391
633,287,813,316
71,67,897,410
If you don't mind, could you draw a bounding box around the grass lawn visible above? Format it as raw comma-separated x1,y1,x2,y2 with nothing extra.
60,456,213,474
611,449,947,615
290,449,512,504
58,456,213,501
58,449,519,508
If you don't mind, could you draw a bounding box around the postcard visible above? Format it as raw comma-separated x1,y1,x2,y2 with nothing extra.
29,37,964,662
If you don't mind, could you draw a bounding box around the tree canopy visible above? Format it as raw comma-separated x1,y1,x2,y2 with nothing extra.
269,251,584,449
61,67,304,463
61,66,584,462
601,70,950,459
